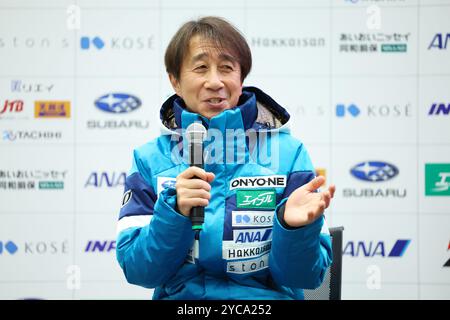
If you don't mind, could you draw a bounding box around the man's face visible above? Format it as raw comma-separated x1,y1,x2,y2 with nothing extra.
169,35,243,119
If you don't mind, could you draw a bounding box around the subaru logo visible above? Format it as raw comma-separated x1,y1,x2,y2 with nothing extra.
162,180,176,189
94,93,141,114
350,161,399,182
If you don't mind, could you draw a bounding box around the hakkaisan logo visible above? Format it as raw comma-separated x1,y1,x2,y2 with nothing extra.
230,175,286,190
222,241,272,260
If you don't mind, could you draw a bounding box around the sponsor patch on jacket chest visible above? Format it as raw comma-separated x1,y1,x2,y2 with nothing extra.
230,175,286,190
236,189,276,209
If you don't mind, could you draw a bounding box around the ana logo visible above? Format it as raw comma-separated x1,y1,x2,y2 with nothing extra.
236,190,276,209
94,93,141,114
344,239,411,257
85,240,116,253
0,241,18,255
84,172,126,188
80,36,105,50
34,101,71,118
351,161,399,182
425,164,450,196
336,104,360,117
428,103,450,116
428,33,450,50
233,228,273,244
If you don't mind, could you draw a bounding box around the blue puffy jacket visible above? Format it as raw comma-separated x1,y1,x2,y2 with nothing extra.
116,87,332,300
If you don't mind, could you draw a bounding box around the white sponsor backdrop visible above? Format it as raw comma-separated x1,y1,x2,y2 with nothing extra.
0,0,449,300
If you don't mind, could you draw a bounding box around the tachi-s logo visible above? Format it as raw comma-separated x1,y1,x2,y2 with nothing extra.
351,161,399,182
94,93,141,114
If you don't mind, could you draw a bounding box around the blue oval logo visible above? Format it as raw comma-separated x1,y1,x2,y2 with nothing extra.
94,93,141,114
350,161,399,182
162,180,176,189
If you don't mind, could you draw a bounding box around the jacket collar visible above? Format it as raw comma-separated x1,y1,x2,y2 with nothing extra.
159,86,290,132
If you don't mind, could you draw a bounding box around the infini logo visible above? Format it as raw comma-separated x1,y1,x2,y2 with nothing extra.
428,103,450,116
230,175,286,190
85,240,115,253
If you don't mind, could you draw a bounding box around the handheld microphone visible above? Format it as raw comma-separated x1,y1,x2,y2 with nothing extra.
185,122,207,231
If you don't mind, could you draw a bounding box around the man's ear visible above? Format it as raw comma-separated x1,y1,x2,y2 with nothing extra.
168,74,181,96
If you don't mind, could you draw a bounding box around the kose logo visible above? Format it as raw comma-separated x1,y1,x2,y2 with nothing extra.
344,239,411,257
428,103,450,116
233,211,274,227
336,104,360,117
336,103,411,118
94,93,141,114
351,161,399,182
85,240,115,253
80,35,154,50
428,33,450,50
84,172,126,188
0,241,18,255
0,240,68,255
80,36,105,50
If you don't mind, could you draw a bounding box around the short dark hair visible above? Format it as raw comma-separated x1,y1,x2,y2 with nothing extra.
164,16,252,83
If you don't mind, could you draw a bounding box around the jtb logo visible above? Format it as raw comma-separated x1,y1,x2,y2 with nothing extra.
336,104,360,117
80,36,105,50
0,241,18,255
344,239,411,257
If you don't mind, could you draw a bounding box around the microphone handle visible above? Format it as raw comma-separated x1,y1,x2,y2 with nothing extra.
190,142,204,230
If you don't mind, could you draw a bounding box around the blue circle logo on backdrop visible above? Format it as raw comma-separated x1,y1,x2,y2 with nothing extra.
350,161,399,182
95,93,141,114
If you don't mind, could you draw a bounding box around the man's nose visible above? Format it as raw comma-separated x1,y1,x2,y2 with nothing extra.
204,68,224,90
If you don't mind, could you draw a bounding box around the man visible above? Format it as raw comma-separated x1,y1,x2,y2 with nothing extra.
116,16,335,300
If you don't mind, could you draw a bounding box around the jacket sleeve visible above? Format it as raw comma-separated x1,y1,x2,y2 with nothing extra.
269,145,333,289
115,150,195,289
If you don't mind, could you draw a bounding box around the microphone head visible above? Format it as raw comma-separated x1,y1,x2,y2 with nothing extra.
186,122,207,144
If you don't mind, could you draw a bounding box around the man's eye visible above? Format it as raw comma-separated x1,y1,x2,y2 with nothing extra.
221,65,234,71
194,65,207,71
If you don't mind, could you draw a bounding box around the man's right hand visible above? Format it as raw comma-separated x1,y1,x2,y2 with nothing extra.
175,167,215,217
